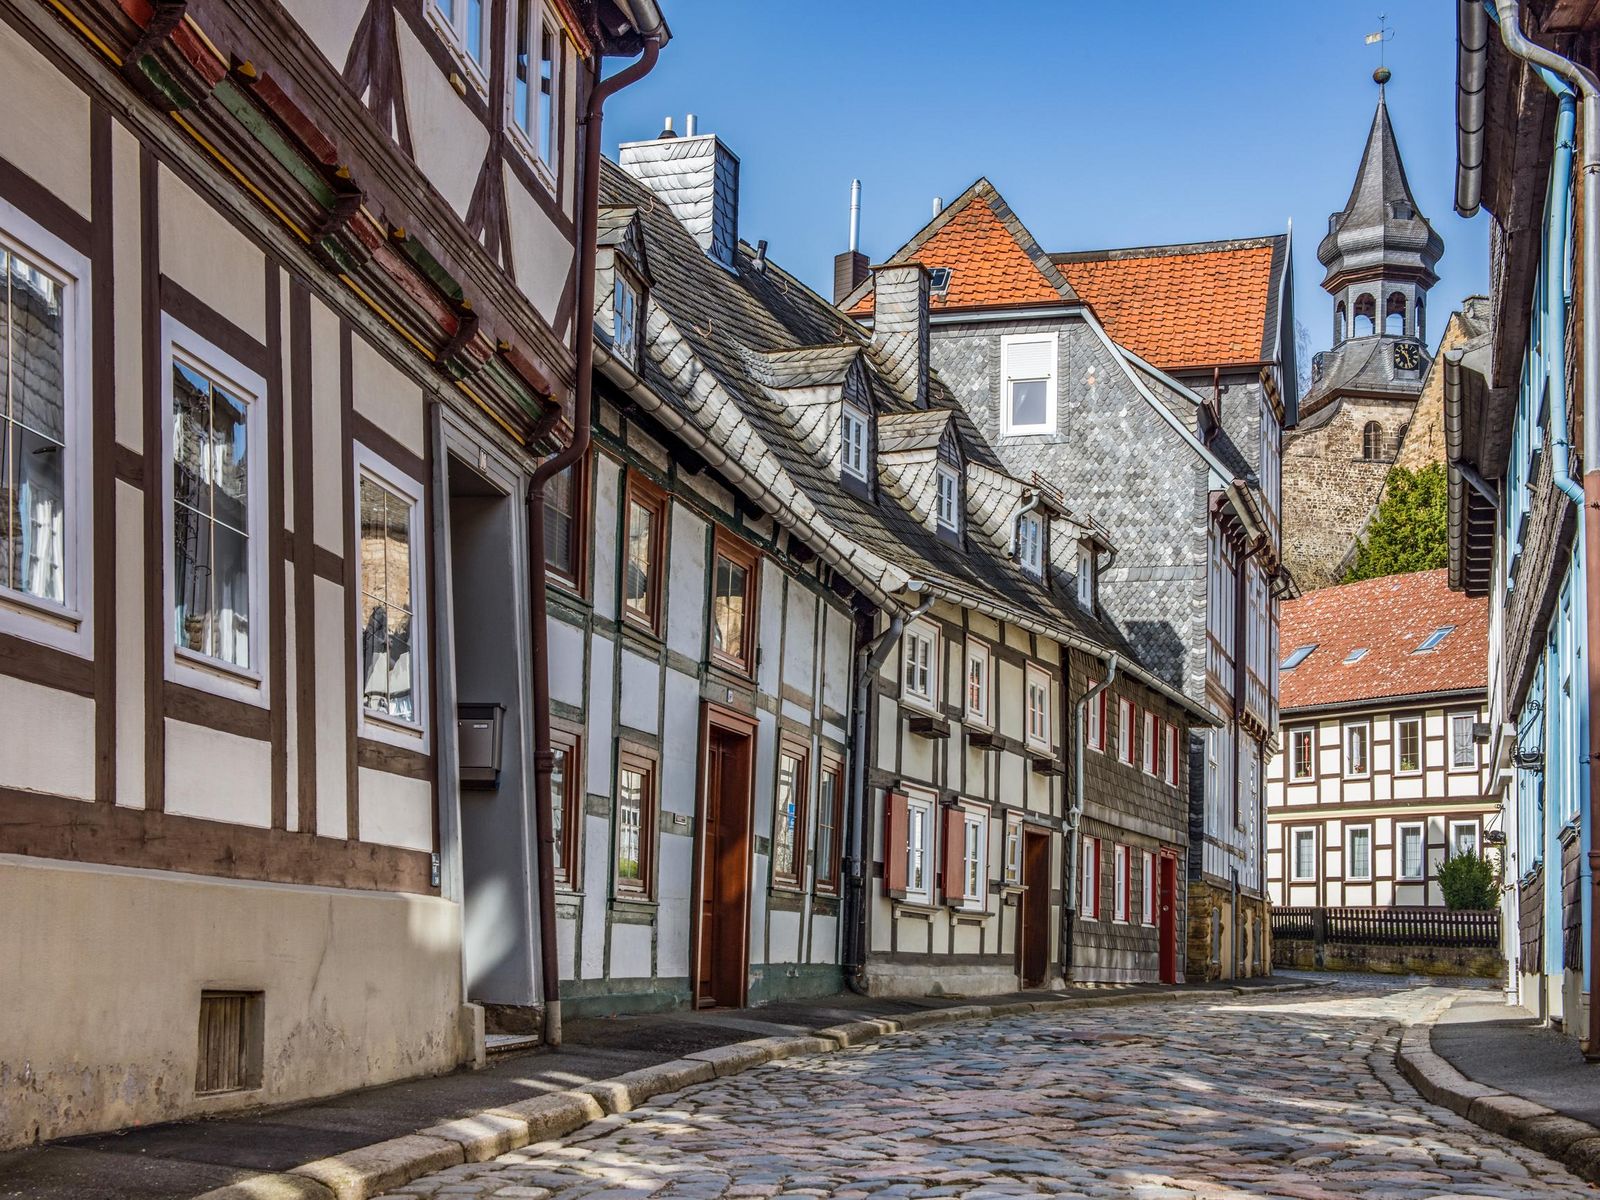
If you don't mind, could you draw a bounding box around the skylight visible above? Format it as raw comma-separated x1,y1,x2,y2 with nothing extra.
1415,626,1455,653
1343,648,1368,664
1281,644,1317,671
927,266,952,297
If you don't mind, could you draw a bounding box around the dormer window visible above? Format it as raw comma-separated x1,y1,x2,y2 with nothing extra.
935,465,960,532
841,403,869,481
1415,625,1455,653
612,272,639,365
928,267,952,298
1075,544,1094,609
1016,512,1044,576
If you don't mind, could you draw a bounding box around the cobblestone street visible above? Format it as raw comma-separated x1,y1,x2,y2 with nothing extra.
379,981,1586,1200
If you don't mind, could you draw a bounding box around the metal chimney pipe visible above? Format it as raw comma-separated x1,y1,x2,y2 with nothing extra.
932,196,944,217
685,112,697,136
848,178,861,253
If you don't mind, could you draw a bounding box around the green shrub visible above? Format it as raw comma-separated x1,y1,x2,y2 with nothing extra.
1438,852,1497,910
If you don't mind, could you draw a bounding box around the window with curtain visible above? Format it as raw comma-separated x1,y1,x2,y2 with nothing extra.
1348,826,1372,881
544,460,581,584
1399,824,1424,880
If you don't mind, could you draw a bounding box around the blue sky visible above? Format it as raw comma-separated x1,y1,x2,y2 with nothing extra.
605,0,1488,364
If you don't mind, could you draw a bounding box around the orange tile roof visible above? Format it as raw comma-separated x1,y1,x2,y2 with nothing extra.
1053,243,1277,371
1278,570,1488,712
847,195,1063,316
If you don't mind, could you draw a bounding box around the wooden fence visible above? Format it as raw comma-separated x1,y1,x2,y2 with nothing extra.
1272,906,1500,950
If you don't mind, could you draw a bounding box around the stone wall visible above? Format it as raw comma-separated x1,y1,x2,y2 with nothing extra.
1186,878,1271,982
1272,937,1504,979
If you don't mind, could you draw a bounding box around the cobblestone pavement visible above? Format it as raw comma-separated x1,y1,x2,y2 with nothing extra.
382,980,1588,1199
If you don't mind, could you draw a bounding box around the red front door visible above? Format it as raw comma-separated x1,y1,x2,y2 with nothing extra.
1158,853,1179,984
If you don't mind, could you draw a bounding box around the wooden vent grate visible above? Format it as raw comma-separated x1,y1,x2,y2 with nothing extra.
196,990,263,1095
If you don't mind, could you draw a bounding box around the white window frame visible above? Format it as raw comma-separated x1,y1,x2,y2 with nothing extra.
1075,543,1094,608
901,620,939,711
1346,824,1373,882
1394,715,1423,776
1397,821,1426,881
611,270,639,365
1119,697,1135,766
904,791,935,905
1141,710,1156,775
1343,719,1370,779
1450,713,1478,770
1025,663,1052,751
506,0,561,185
1290,827,1317,882
1113,843,1130,922
161,316,269,707
935,464,960,532
1140,849,1156,925
1086,679,1105,752
353,443,431,751
999,332,1057,435
1079,834,1099,916
1289,725,1315,780
427,0,490,93
960,807,987,912
0,199,92,657
1450,820,1480,859
1016,511,1043,576
840,403,869,481
1163,722,1180,787
1003,814,1022,886
964,639,991,728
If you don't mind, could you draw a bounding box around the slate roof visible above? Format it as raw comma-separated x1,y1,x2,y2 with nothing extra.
598,158,1181,697
841,179,1076,317
1051,238,1286,372
1278,569,1487,711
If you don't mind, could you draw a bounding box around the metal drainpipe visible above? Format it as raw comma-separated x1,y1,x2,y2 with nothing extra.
844,591,932,994
1065,656,1119,980
527,31,662,1048
1484,0,1600,1058
1008,491,1042,558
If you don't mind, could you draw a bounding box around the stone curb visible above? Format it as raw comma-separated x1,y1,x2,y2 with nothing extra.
193,979,1312,1200
1393,995,1600,1186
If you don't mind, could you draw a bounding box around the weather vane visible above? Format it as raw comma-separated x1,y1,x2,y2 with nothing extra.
1366,14,1394,85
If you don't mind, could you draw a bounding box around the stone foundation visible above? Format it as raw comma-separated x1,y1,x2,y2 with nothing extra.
1187,879,1272,982
1273,937,1503,979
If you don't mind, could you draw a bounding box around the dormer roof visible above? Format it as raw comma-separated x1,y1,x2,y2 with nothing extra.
597,205,653,283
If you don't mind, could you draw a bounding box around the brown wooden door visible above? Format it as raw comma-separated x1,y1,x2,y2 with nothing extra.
695,716,753,1009
1158,852,1179,984
1018,829,1050,989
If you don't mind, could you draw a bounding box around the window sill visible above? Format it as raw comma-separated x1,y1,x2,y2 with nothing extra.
610,894,657,912
890,898,939,916
953,908,988,924
169,647,268,709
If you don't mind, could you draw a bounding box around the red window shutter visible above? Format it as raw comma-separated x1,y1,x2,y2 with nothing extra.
884,792,909,898
941,805,965,905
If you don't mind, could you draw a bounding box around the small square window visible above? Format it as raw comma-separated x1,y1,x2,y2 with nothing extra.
1281,643,1317,671
1416,625,1455,653
1291,828,1316,882
841,404,869,480
1290,727,1315,780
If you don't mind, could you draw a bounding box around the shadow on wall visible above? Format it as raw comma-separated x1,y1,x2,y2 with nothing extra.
1122,620,1187,690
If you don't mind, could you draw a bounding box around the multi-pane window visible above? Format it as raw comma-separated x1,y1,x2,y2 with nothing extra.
1343,721,1369,778
815,759,843,893
1026,665,1050,749
1016,511,1043,575
622,473,666,633
616,750,656,895
1290,727,1314,780
357,469,421,723
1141,710,1156,775
544,459,583,586
172,355,253,672
429,0,488,79
612,273,639,364
1451,821,1480,859
551,728,582,888
961,810,985,908
1075,544,1094,608
0,236,73,617
905,794,933,904
1000,333,1055,434
1163,723,1179,787
840,404,868,480
965,640,990,726
1451,714,1477,768
1291,828,1316,881
511,1,559,172
1141,850,1156,924
902,622,937,708
1113,844,1130,922
1119,698,1135,765
710,534,756,673
1086,679,1105,751
1395,716,1422,774
935,465,959,531
1347,826,1372,881
1080,835,1100,917
1004,816,1021,886
1398,823,1424,880
772,745,807,887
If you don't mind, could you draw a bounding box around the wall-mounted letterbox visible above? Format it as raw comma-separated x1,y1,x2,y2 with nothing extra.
457,703,506,790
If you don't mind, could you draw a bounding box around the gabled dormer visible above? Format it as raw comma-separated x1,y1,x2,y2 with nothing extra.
1067,523,1115,612
743,343,881,496
877,409,968,539
595,206,652,369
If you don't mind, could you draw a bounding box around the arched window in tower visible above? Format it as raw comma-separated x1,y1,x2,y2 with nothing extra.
1416,295,1426,342
1335,302,1347,344
1362,421,1382,461
1385,292,1407,336
1353,294,1376,337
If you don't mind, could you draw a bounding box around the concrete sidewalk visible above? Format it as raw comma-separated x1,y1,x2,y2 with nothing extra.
1396,991,1600,1185
0,977,1295,1200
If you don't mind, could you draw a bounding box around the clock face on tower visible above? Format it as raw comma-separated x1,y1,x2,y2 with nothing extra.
1392,341,1422,372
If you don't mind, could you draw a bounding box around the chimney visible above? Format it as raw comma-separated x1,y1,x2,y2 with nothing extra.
871,263,929,409
619,118,740,270
832,179,868,304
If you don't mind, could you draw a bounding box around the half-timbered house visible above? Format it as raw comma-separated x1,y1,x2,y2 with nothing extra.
0,0,665,1147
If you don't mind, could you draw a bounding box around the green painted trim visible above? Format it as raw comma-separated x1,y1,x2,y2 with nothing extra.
747,964,845,1006
394,234,466,303
560,976,692,1018
137,57,195,111
213,80,337,207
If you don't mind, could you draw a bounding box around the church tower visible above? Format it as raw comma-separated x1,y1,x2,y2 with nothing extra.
1281,69,1445,589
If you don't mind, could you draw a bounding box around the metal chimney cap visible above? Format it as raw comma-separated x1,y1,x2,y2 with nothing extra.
657,115,677,139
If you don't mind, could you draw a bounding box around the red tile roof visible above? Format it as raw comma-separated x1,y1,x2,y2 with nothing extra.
1053,243,1277,371
847,195,1063,316
1278,570,1488,712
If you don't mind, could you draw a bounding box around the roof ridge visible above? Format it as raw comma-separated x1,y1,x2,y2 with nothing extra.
1052,234,1285,262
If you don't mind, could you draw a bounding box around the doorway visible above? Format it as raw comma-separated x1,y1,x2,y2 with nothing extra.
1018,828,1051,989
1158,851,1179,984
694,706,755,1008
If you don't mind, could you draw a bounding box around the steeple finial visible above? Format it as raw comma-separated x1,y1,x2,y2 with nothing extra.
1366,15,1393,88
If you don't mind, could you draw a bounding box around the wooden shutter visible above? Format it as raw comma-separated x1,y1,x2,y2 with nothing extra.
884,792,909,898
941,804,965,905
